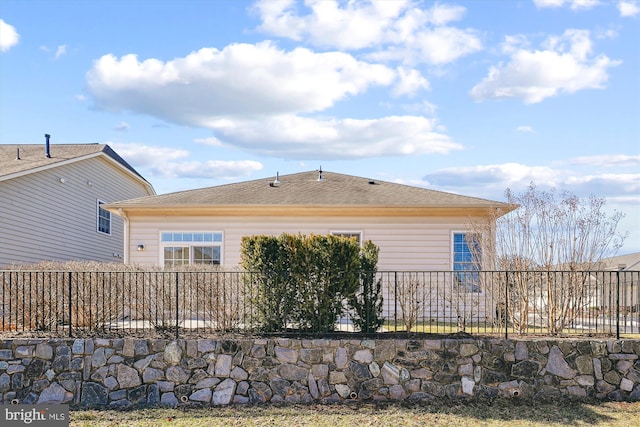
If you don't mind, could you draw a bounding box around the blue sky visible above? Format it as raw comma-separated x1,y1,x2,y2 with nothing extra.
1,0,638,254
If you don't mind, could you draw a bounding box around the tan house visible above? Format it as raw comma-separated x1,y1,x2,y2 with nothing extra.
105,170,513,271
0,140,155,267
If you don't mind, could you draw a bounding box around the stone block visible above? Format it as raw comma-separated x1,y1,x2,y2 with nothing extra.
275,346,298,364
160,392,179,407
278,364,307,381
545,346,577,379
164,341,182,365
80,382,108,408
117,364,141,388
353,349,373,364
190,388,212,402
212,378,236,405
35,344,53,359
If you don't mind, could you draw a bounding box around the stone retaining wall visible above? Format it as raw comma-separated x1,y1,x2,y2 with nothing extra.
1,337,639,408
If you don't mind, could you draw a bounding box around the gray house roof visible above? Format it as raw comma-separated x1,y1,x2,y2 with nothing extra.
595,252,640,271
106,170,512,213
0,143,154,193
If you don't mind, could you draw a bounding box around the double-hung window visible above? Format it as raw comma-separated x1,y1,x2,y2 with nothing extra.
161,232,223,267
97,200,111,235
453,232,481,292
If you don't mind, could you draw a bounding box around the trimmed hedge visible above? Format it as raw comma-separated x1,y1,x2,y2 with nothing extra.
240,233,383,332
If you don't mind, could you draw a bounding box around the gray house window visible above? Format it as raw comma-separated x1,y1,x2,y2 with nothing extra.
97,200,111,235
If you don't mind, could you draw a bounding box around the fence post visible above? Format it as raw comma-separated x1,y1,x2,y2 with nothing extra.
68,271,73,338
504,271,509,340
616,270,620,340
394,272,398,330
175,272,180,340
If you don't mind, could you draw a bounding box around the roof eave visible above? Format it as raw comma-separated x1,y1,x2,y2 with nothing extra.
106,204,509,217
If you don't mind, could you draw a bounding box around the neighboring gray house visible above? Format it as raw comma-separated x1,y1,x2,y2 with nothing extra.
0,141,155,267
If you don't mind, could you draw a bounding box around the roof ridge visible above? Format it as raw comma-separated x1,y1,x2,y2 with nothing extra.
105,169,512,211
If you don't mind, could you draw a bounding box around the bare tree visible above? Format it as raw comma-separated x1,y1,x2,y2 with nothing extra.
390,272,427,332
469,183,627,334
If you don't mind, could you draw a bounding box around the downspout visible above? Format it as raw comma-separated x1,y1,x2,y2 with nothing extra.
119,208,130,264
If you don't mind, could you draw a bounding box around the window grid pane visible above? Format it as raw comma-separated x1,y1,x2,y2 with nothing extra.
453,233,480,292
192,246,221,265
161,232,223,242
164,247,189,268
98,203,111,234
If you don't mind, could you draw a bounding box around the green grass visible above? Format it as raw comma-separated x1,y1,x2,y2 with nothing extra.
70,401,640,427
381,320,640,338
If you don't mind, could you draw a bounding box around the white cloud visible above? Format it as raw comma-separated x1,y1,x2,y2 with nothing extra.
86,42,454,159
421,161,639,202
367,26,482,66
470,29,620,104
533,0,601,10
596,28,619,40
108,142,262,180
570,154,640,167
401,100,438,115
152,160,264,180
0,19,19,52
254,0,410,49
516,125,535,133
87,42,396,122
206,114,461,160
392,67,430,97
424,3,467,25
534,0,639,16
564,173,640,196
194,136,224,147
423,163,563,190
109,142,189,166
253,0,482,65
55,45,67,59
618,0,640,16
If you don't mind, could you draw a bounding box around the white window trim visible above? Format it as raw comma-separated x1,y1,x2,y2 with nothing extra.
330,230,363,246
451,231,482,293
96,200,111,236
159,231,224,267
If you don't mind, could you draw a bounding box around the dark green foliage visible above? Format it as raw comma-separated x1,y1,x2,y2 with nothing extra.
348,240,384,333
240,233,381,333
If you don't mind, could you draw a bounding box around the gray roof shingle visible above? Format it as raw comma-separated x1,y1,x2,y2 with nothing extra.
106,170,510,210
0,143,148,183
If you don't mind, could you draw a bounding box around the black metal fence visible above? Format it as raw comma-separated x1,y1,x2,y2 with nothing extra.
1,270,638,338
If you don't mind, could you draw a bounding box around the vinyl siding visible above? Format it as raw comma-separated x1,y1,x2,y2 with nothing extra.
126,215,476,271
0,156,152,267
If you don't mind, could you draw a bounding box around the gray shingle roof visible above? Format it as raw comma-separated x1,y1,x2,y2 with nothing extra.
0,143,148,184
107,170,511,210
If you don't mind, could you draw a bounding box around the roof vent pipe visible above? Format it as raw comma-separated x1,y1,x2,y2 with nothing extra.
318,166,323,182
16,148,20,160
44,134,51,158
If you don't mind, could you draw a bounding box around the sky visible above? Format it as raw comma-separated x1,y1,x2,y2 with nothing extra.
1,0,639,254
